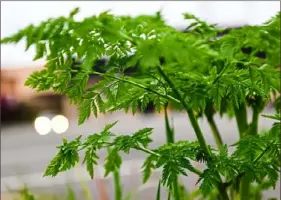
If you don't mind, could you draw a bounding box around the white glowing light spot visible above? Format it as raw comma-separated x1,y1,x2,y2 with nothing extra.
51,115,69,134
34,116,51,136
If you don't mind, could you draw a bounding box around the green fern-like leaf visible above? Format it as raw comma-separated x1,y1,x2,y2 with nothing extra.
44,136,81,177
104,148,122,177
83,146,99,179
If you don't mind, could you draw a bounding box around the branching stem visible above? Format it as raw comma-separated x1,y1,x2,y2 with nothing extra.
137,146,203,176
164,103,175,144
204,105,223,148
156,65,211,157
224,144,272,188
157,65,229,200
91,71,181,104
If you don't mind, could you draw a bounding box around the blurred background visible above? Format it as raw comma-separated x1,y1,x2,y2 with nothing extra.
1,1,280,200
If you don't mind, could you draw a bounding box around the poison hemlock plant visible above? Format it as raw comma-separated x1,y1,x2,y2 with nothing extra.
1,8,280,200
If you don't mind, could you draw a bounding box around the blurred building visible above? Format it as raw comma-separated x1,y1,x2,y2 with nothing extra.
0,66,106,122
1,67,76,121
1,67,50,100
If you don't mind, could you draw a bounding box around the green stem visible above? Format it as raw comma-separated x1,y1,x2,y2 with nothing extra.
229,187,235,200
164,103,175,144
105,141,201,176
232,100,263,200
187,109,212,158
225,144,272,188
164,103,182,200
234,103,248,138
218,184,230,200
173,180,180,200
113,170,122,200
137,146,202,176
157,66,229,200
239,157,250,197
203,117,231,200
253,146,270,163
239,102,261,200
206,115,223,149
91,71,181,104
168,192,171,200
138,146,160,157
95,68,204,175
234,102,249,200
157,66,211,157
250,106,259,136
156,180,161,200
213,64,228,84
107,148,122,200
204,104,223,149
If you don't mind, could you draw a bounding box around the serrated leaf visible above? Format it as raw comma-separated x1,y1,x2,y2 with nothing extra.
137,39,160,68
104,148,122,177
91,100,98,118
96,95,105,113
220,37,238,58
142,155,156,183
103,120,119,132
131,100,138,115
198,169,219,197
262,113,280,121
132,128,153,147
33,42,46,60
44,137,81,177
78,99,92,125
140,94,150,112
83,147,99,179
69,7,80,18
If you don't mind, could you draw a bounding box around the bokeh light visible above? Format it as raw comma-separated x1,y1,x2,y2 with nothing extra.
34,116,51,135
51,115,69,134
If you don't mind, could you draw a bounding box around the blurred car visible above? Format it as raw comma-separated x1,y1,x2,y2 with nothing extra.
1,95,37,125
1,93,69,135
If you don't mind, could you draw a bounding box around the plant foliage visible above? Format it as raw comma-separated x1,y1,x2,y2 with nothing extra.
1,8,280,200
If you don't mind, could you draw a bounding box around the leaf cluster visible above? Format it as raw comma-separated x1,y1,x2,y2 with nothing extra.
197,118,280,196
1,8,280,199
1,9,279,119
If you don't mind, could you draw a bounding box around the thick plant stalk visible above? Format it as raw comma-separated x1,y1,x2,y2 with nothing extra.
236,100,262,200
172,180,181,200
157,66,230,200
164,103,181,200
156,180,161,200
164,103,175,144
157,66,211,156
204,105,234,198
204,104,223,148
113,170,122,200
107,148,122,200
168,192,171,200
250,106,259,136
234,102,250,200
186,109,212,158
205,114,223,148
234,103,248,138
240,103,261,199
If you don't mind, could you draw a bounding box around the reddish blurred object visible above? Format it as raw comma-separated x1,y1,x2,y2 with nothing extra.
96,179,110,200
0,94,37,124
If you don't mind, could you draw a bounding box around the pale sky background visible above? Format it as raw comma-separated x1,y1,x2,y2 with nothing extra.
1,1,280,68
